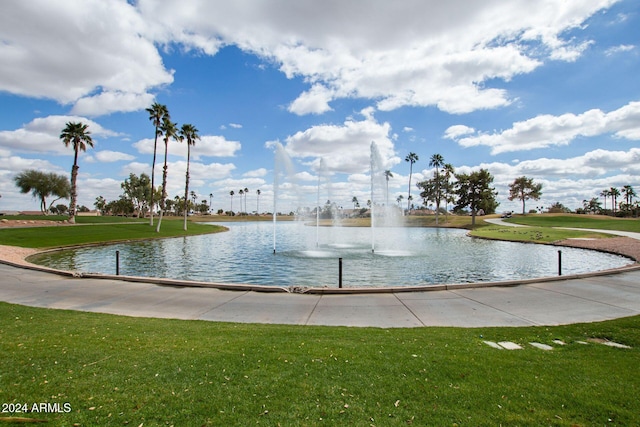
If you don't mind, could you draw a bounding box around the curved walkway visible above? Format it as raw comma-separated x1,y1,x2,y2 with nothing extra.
1,261,640,328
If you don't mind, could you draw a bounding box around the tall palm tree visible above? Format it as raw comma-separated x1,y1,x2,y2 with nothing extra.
384,170,393,206
256,189,261,214
209,193,213,213
600,189,610,212
429,154,445,224
60,121,93,224
405,152,419,212
229,190,235,214
623,185,636,207
610,187,620,215
156,117,178,232
146,103,169,226
442,163,455,222
352,196,359,209
179,123,200,231
238,189,244,214
244,187,249,213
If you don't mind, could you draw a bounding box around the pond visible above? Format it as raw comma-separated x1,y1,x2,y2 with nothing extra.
31,222,631,288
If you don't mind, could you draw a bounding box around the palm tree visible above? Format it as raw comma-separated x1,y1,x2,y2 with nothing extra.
229,190,235,214
244,187,249,213
352,196,359,209
623,185,636,209
238,189,244,214
179,123,200,231
384,170,393,206
600,189,610,213
60,121,93,224
405,152,419,212
429,154,445,224
209,193,213,213
443,163,455,222
156,117,178,232
610,187,620,215
146,103,169,226
256,189,261,214
396,194,404,207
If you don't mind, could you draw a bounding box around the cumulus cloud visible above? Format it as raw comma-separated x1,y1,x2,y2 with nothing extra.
446,101,640,154
0,115,118,155
0,0,173,115
90,151,136,163
132,135,241,159
282,111,399,174
138,0,614,115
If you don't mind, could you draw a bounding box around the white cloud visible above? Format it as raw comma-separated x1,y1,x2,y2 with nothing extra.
0,115,118,155
133,135,241,159
604,44,635,56
138,0,615,115
72,92,156,117
447,101,640,154
243,168,268,177
92,150,136,163
0,0,173,116
229,123,243,129
283,114,399,174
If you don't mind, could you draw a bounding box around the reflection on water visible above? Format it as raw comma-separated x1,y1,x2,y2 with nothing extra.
30,222,631,288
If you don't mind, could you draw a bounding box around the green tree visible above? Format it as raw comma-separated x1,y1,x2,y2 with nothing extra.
599,189,611,213
352,196,359,209
60,121,93,223
508,176,543,215
229,190,235,213
121,173,152,217
156,117,179,232
146,103,169,226
582,198,601,214
13,170,70,214
94,195,106,214
454,169,498,226
256,189,261,214
429,154,445,224
179,123,200,230
405,152,419,211
610,187,621,215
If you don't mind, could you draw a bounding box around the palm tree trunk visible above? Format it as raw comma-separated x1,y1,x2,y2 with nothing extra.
150,133,158,226
156,143,168,233
183,146,191,231
69,163,79,224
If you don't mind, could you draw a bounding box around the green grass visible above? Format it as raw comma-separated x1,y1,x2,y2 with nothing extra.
470,225,613,243
506,214,640,232
0,220,226,249
0,302,639,426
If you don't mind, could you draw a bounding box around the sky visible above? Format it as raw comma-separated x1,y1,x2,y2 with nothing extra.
1,0,639,215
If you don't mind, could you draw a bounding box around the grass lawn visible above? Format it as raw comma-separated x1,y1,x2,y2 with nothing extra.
0,219,226,249
505,213,640,233
1,302,639,426
470,225,613,243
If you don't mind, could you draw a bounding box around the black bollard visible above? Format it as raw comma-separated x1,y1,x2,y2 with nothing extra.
338,257,343,288
116,250,120,276
558,250,562,276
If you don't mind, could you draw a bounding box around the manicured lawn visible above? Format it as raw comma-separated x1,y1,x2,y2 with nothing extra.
505,214,640,232
0,302,638,426
0,220,226,248
470,225,612,243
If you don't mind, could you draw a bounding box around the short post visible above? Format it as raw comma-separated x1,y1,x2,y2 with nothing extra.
558,250,562,276
116,250,120,276
338,257,343,288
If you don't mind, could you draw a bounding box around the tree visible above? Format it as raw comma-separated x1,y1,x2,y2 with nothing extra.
600,189,610,213
396,194,404,207
146,102,169,226
156,117,178,232
442,163,455,222
622,185,636,214
244,187,249,214
238,189,244,214
209,193,214,213
429,154,445,224
256,189,261,214
508,176,543,215
179,123,200,231
582,198,601,214
94,195,107,214
610,187,620,215
405,152,419,211
229,190,235,213
352,196,359,209
384,170,393,206
454,169,498,226
121,173,152,217
14,170,70,214
60,121,93,223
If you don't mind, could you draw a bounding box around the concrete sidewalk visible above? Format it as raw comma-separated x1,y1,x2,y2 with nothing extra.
1,262,640,328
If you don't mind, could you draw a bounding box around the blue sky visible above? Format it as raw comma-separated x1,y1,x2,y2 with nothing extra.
1,0,639,214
